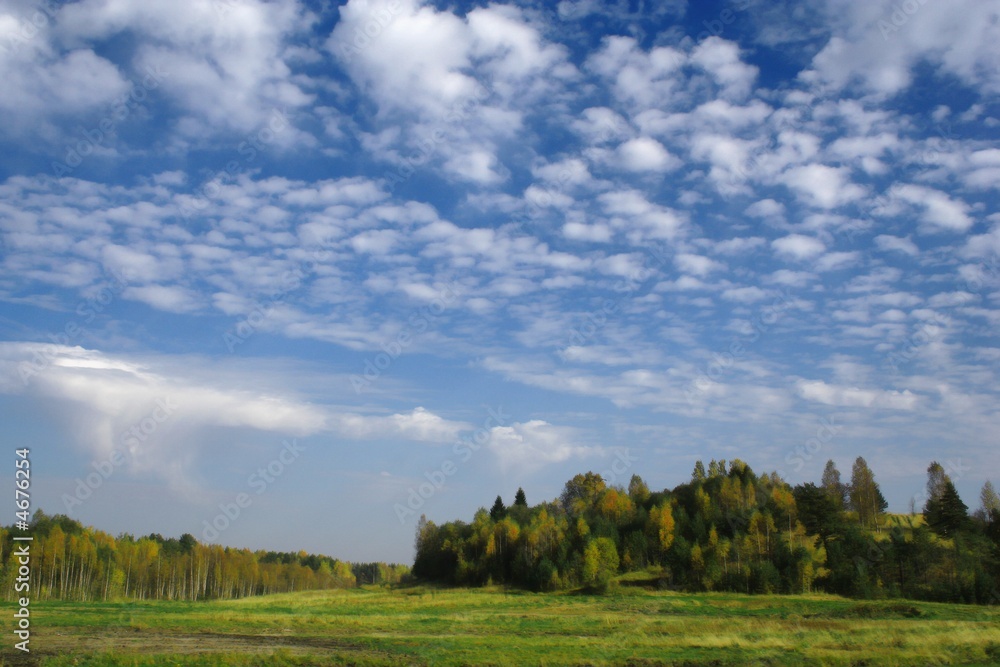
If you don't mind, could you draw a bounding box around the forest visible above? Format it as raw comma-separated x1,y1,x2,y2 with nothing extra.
414,457,1000,604
0,511,408,601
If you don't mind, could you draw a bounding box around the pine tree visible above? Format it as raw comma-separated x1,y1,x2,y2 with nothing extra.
513,488,528,507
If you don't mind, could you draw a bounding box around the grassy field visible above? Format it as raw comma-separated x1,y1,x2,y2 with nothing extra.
2,578,1000,666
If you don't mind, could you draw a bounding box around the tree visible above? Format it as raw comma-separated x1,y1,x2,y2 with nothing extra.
821,460,847,509
793,483,840,546
513,488,528,507
980,480,1000,545
926,462,948,505
977,481,999,519
691,461,707,483
628,474,650,504
849,457,887,532
648,503,676,558
924,479,969,538
560,472,606,514
582,537,619,590
489,495,507,521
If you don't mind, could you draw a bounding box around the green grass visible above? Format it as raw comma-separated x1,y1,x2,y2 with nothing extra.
2,584,999,666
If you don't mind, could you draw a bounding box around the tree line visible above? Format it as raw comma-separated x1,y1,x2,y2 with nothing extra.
413,457,1000,604
0,511,409,602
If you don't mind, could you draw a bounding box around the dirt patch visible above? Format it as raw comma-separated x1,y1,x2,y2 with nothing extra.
1,627,371,662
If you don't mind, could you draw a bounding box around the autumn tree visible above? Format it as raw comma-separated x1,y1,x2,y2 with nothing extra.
849,457,887,532
560,472,606,514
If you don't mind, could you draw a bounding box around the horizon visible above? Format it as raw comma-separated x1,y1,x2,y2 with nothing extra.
1,0,998,565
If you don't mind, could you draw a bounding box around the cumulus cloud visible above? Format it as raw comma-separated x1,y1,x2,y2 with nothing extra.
889,184,974,232
486,420,600,471
772,234,825,260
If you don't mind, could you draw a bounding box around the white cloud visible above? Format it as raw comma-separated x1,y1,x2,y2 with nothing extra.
57,0,314,138
124,284,201,313
875,234,919,256
890,184,974,232
0,344,467,488
486,420,599,471
801,0,1000,97
690,37,758,100
797,379,919,410
617,136,680,172
780,164,866,209
675,253,724,277
772,234,825,260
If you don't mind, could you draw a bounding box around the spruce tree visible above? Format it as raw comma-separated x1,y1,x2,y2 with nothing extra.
925,479,968,537
490,495,507,521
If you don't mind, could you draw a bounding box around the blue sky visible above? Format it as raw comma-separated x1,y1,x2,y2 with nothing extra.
0,0,998,563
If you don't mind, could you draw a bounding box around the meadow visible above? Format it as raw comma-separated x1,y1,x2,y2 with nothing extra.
2,576,1000,667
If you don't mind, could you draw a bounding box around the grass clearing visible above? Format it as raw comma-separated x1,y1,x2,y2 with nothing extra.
1,585,998,666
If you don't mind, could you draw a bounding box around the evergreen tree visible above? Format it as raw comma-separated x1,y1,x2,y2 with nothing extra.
793,483,840,546
513,488,528,507
925,479,968,537
490,495,507,521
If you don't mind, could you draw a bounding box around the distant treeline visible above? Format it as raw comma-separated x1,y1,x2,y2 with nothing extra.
414,458,1000,604
0,511,409,601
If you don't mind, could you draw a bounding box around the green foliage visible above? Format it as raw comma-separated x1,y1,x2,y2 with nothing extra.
413,458,1000,605
1,511,404,603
